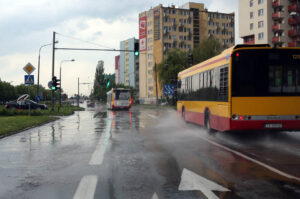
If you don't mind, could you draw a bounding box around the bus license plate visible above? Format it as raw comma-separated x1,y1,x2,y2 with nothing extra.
264,124,282,129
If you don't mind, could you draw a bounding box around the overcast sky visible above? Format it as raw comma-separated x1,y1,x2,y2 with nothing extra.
0,0,239,96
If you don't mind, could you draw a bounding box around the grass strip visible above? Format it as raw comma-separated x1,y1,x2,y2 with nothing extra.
0,116,57,137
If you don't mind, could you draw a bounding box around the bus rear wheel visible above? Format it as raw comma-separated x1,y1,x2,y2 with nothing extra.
205,110,215,133
182,108,186,122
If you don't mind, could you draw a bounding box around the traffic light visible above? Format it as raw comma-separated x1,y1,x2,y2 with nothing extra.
106,79,110,88
188,53,193,66
134,42,139,56
51,76,57,90
51,76,60,91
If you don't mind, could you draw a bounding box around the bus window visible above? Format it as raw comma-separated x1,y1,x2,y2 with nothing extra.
199,73,203,88
283,66,296,93
203,72,207,88
297,69,300,92
114,90,130,100
269,65,282,93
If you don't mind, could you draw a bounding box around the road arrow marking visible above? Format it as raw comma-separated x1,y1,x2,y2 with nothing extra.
151,192,159,199
73,175,98,199
179,168,230,199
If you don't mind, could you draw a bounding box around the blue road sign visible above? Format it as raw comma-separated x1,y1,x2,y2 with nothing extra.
25,75,34,85
164,84,175,96
35,96,41,102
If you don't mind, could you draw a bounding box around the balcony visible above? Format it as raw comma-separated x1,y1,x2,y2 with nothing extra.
288,29,300,37
288,16,300,25
288,4,300,13
272,0,284,8
288,41,300,47
272,24,283,32
272,36,283,44
272,0,278,7
272,12,283,21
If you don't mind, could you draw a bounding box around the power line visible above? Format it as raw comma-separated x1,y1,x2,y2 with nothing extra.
56,32,116,50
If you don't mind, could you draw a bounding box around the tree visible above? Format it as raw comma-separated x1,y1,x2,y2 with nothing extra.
92,61,106,101
156,48,189,87
192,37,222,65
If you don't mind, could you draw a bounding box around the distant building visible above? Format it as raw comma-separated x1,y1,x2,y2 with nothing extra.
119,38,139,96
239,0,299,47
138,3,235,104
115,55,120,84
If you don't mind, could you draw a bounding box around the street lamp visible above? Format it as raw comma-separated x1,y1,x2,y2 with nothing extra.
59,59,75,108
36,41,58,100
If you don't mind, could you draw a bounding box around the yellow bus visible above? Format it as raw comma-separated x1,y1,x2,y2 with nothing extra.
177,44,300,132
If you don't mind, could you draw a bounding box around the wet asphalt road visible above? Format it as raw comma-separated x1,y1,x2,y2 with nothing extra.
0,104,300,199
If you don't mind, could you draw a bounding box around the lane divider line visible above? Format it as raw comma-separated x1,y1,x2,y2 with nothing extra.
89,113,112,166
73,175,98,199
200,136,300,182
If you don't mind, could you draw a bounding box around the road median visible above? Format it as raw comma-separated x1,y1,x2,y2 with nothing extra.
0,105,84,138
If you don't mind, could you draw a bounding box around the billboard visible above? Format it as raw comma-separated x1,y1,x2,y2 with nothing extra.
139,16,147,52
115,55,120,84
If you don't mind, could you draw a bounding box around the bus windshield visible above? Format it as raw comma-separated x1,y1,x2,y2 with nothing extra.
232,49,300,97
114,90,130,100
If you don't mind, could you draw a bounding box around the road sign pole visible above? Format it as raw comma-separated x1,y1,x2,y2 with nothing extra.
28,84,31,116
77,77,79,107
51,32,56,111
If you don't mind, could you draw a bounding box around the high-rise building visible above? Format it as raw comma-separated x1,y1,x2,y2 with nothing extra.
119,38,139,89
115,55,120,84
239,0,299,47
139,3,235,104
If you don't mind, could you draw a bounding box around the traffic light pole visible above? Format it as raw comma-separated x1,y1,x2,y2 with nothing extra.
51,32,56,111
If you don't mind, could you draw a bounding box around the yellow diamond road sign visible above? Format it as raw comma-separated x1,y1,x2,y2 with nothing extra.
23,62,35,75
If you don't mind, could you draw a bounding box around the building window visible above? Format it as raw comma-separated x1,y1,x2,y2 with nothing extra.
250,12,254,19
258,0,263,4
258,9,264,16
258,32,264,40
250,0,253,7
258,21,264,28
250,23,254,30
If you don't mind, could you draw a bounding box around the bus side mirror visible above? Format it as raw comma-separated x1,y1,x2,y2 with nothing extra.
177,80,181,89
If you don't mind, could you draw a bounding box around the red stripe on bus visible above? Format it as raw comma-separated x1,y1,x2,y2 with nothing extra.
179,56,227,77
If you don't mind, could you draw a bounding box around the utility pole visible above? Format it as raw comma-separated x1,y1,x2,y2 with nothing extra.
77,77,79,107
51,32,56,111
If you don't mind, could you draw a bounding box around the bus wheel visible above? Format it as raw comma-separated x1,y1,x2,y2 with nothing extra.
182,108,186,122
205,110,214,133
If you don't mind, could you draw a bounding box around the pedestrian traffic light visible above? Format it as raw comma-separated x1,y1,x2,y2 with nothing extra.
188,53,193,66
134,42,139,56
106,79,110,88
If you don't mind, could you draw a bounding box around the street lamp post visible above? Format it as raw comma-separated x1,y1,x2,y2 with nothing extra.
36,41,58,100
59,59,75,108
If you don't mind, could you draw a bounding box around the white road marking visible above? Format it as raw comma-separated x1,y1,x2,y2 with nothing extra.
73,175,98,199
179,168,230,199
200,136,300,182
151,192,159,199
144,112,159,119
89,133,107,165
89,113,112,165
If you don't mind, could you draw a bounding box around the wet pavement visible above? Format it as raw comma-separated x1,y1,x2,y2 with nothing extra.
0,104,300,199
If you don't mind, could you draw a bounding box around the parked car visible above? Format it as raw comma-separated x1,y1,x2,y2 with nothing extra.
5,94,47,110
87,100,95,107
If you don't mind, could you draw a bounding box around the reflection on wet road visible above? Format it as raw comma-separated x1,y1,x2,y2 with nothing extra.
0,104,300,199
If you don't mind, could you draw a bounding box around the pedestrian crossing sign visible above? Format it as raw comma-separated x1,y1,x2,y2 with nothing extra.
25,75,34,85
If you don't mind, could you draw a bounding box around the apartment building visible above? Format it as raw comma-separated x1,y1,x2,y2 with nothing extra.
115,55,120,84
119,38,139,91
139,3,235,104
239,0,300,47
